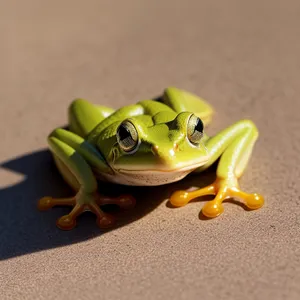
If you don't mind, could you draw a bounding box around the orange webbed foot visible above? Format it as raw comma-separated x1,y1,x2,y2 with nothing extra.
38,193,136,230
170,178,264,218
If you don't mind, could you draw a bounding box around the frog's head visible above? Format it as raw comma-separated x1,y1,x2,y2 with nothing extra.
97,111,210,186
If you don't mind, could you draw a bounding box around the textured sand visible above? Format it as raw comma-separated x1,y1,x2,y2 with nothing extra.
1,1,299,299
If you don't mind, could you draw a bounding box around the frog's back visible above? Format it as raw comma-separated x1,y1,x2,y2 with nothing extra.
86,100,174,143
68,98,115,138
68,87,214,140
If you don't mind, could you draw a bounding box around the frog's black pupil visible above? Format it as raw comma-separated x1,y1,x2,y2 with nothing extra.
118,125,131,141
195,118,204,133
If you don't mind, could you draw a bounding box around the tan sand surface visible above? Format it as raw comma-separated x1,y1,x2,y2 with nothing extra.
1,1,299,299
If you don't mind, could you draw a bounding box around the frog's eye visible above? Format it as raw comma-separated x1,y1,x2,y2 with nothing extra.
187,114,204,145
116,121,140,153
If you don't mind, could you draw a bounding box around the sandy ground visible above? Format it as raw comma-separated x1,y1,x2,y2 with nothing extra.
1,0,300,299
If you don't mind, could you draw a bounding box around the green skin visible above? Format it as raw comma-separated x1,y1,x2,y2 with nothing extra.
38,87,264,230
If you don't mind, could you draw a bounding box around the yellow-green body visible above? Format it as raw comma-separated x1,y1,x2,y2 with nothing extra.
38,87,264,230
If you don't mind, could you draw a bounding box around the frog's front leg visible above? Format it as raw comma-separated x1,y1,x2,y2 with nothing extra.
170,120,264,218
38,129,135,230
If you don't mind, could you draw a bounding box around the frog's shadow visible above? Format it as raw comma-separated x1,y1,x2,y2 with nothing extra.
0,149,219,261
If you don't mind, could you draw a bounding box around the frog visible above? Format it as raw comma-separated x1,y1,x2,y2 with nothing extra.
38,87,264,230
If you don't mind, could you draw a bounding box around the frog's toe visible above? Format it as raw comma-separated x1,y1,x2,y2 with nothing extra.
169,190,191,207
116,195,136,209
38,197,54,210
169,184,216,207
246,193,264,210
202,201,224,218
97,194,136,210
56,215,77,230
88,202,115,229
230,188,264,210
38,196,76,210
96,214,115,229
54,203,84,230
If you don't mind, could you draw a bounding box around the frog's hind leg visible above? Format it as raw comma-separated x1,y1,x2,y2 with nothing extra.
68,98,115,138
162,87,214,127
170,120,264,218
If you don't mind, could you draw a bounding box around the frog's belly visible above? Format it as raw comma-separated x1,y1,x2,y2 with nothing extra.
97,168,196,186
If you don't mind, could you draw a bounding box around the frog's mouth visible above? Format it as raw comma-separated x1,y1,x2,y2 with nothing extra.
104,157,209,186
119,161,204,173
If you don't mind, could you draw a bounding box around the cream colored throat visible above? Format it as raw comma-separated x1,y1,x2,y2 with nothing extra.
101,161,206,186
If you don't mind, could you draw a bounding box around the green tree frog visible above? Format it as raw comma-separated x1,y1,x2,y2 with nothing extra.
38,87,264,230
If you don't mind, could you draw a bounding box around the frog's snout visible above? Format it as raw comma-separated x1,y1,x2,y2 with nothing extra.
151,144,178,158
